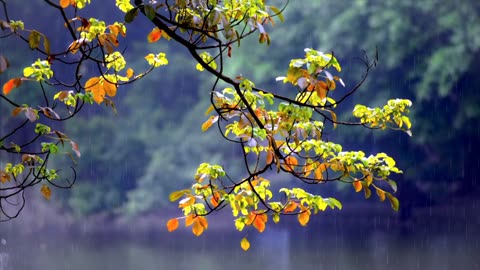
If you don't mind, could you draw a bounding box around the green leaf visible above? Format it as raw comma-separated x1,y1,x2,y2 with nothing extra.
386,193,399,211
269,6,284,22
125,8,138,23
144,5,156,21
28,30,41,50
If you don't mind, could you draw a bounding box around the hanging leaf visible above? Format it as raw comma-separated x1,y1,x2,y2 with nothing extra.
126,68,134,79
166,218,179,232
0,55,9,74
376,188,386,202
282,156,298,172
144,5,156,20
252,214,267,233
70,141,81,158
28,30,41,50
169,190,187,202
40,184,51,200
240,237,250,251
387,193,399,211
352,180,362,192
147,28,162,43
297,210,310,226
283,201,297,213
2,78,22,95
201,115,218,132
192,216,207,236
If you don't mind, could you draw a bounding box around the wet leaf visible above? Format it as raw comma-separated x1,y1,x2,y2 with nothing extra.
126,68,134,79
283,201,297,213
70,141,81,158
192,217,207,236
144,5,156,20
240,237,250,251
12,107,23,116
297,210,310,226
266,150,274,165
147,28,162,43
25,108,37,122
41,184,51,200
201,115,218,132
28,30,41,50
0,55,9,74
353,180,362,192
253,216,266,233
166,218,179,232
169,190,186,202
387,193,399,211
3,78,22,95
376,188,386,202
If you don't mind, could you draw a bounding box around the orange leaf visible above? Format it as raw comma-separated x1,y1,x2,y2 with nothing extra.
84,77,105,104
166,218,179,232
297,210,310,226
12,107,23,117
353,180,362,192
210,191,221,208
192,217,207,236
283,156,298,172
41,184,51,200
376,188,386,202
266,150,274,165
197,216,208,230
126,68,134,79
103,80,117,97
3,78,22,95
314,166,323,181
59,0,72,8
283,201,297,213
185,214,195,227
315,81,328,100
147,28,162,43
253,217,266,233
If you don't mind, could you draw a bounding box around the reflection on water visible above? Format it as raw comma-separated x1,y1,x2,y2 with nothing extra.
2,222,479,270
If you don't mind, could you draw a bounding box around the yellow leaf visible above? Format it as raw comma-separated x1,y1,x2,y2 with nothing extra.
3,78,22,95
240,237,250,251
353,180,362,192
297,210,310,226
169,190,185,202
147,28,162,43
204,104,214,115
201,115,218,132
41,184,51,200
166,218,179,232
